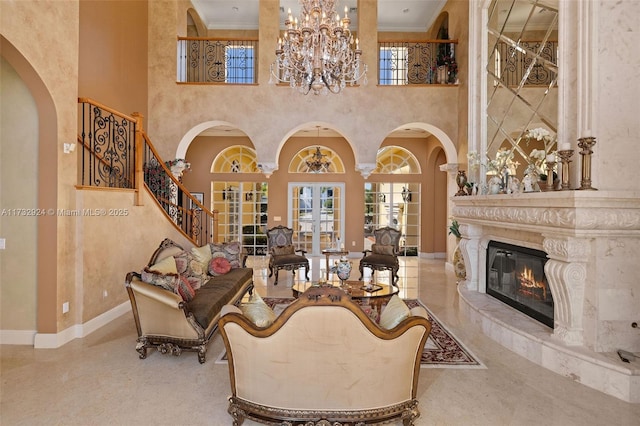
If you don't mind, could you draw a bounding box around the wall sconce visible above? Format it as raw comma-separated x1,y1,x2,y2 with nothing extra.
402,187,412,202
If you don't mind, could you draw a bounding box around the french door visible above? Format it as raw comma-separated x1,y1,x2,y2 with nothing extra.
289,183,344,256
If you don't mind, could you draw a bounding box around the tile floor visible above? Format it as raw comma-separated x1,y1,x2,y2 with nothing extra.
1,256,639,425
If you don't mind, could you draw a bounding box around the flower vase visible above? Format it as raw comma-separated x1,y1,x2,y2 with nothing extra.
336,256,352,285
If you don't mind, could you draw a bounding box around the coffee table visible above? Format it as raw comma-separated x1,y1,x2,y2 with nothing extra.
292,280,398,312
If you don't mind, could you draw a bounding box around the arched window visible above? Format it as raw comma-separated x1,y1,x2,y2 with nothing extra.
374,146,421,174
288,146,345,173
211,146,260,173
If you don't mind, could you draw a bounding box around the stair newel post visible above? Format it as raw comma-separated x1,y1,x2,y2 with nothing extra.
132,112,145,206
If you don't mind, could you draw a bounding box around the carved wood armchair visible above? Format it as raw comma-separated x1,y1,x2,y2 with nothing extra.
359,226,402,286
266,225,309,285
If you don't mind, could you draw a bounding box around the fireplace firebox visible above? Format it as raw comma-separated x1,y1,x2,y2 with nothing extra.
486,241,554,328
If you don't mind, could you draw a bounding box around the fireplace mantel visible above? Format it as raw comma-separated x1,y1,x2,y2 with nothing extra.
451,191,640,403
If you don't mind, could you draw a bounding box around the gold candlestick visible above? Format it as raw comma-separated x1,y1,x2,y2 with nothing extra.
545,161,556,191
578,136,597,190
557,150,575,190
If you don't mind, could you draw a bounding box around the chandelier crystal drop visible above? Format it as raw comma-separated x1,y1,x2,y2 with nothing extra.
269,0,368,95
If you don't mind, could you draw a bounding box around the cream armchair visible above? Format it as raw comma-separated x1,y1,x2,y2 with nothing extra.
219,285,432,425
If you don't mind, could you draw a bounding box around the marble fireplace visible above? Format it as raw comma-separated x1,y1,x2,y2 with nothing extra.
452,191,640,403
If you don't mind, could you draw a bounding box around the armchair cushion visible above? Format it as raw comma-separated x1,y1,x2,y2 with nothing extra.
379,295,411,330
372,244,395,256
271,244,295,256
209,241,243,269
239,292,276,328
209,257,232,276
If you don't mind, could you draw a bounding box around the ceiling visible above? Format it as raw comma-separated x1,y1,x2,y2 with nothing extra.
190,0,447,32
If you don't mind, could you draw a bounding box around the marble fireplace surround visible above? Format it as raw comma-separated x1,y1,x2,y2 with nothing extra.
452,191,640,403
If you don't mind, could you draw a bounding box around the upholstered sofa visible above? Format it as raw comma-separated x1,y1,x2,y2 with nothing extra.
219,285,432,425
125,238,253,363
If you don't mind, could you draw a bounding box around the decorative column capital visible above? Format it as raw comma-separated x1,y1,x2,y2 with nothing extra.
439,163,462,176
355,163,377,179
257,162,278,178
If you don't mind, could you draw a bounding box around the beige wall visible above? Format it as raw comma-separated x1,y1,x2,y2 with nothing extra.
0,58,38,330
78,188,192,323
79,0,149,119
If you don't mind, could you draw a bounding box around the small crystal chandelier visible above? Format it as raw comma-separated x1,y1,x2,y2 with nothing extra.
305,127,331,172
306,147,331,172
269,0,368,95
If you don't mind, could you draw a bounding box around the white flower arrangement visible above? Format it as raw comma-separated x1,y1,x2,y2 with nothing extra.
467,151,480,171
488,148,519,174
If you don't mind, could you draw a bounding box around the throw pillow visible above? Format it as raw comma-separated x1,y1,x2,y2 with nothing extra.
372,244,395,256
191,245,212,266
271,244,295,256
149,255,178,274
173,251,205,290
379,295,411,330
209,256,232,276
209,241,242,269
174,275,195,302
240,292,276,328
140,267,179,292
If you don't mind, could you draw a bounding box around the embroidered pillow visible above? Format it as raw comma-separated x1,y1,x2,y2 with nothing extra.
209,241,242,269
379,295,411,330
141,267,179,292
372,244,395,256
173,251,205,290
209,256,232,276
272,245,295,256
174,276,195,302
240,292,276,328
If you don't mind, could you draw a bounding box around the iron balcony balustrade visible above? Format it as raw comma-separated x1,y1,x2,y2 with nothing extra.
177,37,258,84
378,40,459,86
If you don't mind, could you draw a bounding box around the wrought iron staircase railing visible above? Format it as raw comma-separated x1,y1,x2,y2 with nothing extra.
78,97,218,245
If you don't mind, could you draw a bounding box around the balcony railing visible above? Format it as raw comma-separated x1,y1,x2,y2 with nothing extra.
378,40,458,85
177,37,257,84
493,40,558,87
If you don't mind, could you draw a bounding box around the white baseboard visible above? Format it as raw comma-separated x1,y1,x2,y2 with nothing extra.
31,301,131,349
0,329,38,345
419,252,446,259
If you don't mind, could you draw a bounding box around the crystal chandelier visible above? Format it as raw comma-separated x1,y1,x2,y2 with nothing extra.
269,0,368,95
305,127,331,172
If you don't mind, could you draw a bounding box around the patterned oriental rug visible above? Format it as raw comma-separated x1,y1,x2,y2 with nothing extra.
216,298,485,369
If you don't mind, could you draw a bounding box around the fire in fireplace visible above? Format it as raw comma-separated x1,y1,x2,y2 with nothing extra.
486,241,554,328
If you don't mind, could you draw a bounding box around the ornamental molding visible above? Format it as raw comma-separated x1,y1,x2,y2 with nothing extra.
453,205,640,231
543,237,591,260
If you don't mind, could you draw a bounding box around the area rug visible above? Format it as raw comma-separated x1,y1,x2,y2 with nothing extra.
215,298,485,369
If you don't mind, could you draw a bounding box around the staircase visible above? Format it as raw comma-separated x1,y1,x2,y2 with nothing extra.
77,98,218,246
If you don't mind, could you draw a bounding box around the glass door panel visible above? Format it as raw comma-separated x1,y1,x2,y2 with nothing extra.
289,183,344,255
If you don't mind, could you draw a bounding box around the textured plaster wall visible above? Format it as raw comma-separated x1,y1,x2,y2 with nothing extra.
146,0,463,166
78,189,192,323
